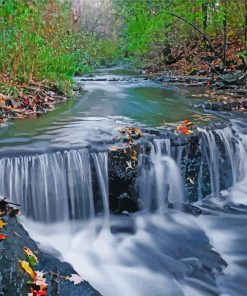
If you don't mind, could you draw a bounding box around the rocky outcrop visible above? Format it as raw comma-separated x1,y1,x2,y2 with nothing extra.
0,201,100,296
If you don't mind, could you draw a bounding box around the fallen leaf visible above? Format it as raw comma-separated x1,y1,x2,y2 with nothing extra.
35,271,46,278
109,146,118,151
131,155,137,161
0,219,6,229
33,271,48,289
28,255,39,266
192,114,202,119
26,280,35,286
19,260,35,278
0,234,7,240
67,274,84,285
35,280,48,290
24,247,39,263
30,289,47,296
188,177,195,185
37,291,47,296
184,119,192,126
177,125,192,135
126,161,134,170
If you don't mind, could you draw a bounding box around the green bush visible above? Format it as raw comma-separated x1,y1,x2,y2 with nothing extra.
0,0,99,95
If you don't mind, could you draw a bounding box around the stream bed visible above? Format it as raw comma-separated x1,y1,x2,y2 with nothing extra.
0,68,247,296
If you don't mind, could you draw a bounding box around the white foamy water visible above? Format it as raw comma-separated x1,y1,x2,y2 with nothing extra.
22,212,224,296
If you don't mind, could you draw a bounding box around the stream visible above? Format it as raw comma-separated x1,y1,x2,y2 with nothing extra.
0,68,247,296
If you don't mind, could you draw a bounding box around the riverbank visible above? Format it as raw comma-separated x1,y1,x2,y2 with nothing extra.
151,74,247,112
0,198,100,296
0,76,71,126
140,32,247,108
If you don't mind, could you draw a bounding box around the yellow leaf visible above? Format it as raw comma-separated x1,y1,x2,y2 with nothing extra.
131,155,137,161
19,260,35,278
23,247,39,263
0,220,6,229
0,212,5,216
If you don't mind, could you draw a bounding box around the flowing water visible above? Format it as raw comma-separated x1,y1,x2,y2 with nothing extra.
1,68,247,296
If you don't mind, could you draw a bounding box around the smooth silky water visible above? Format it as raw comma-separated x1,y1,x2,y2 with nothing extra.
1,69,247,296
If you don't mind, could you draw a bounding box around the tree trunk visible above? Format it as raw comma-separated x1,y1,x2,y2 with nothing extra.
202,3,208,33
222,0,227,68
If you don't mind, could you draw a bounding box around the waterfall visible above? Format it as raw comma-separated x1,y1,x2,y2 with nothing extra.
202,129,220,198
228,120,247,205
0,149,108,223
216,126,237,184
138,124,246,207
138,139,184,213
0,124,246,223
92,152,109,227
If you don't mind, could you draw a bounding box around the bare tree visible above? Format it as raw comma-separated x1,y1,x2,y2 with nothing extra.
71,0,115,37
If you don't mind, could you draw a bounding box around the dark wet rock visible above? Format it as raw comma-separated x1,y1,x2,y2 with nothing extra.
213,81,239,89
73,85,84,93
109,149,139,213
73,85,79,91
182,203,202,216
205,102,224,111
0,209,100,296
205,100,247,111
107,78,119,82
153,75,210,86
97,78,108,81
78,78,96,82
107,123,237,213
187,81,207,87
220,70,246,84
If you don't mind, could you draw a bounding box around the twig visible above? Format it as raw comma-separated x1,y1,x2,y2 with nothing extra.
0,197,20,207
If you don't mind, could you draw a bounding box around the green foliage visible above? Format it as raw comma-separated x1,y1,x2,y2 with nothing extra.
0,0,99,94
97,38,123,65
114,0,246,67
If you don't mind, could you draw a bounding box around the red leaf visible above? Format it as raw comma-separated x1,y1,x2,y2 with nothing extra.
30,289,47,296
0,234,7,240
